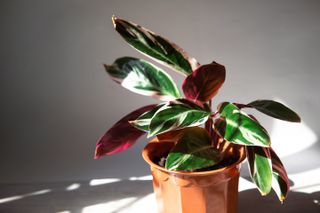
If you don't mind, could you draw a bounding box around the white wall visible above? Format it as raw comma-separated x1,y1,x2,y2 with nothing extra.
1,0,320,183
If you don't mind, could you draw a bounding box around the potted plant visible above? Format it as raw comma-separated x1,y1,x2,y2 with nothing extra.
94,15,301,213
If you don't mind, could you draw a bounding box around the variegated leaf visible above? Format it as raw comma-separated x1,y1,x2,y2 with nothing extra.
148,100,210,137
270,148,290,202
166,127,222,171
129,103,165,131
182,62,226,102
105,57,181,101
218,102,271,147
112,16,199,75
246,146,273,195
94,105,156,158
156,128,190,143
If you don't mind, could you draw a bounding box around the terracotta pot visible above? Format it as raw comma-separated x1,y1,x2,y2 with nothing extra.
142,140,246,213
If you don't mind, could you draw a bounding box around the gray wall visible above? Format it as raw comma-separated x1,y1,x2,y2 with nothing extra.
1,0,320,183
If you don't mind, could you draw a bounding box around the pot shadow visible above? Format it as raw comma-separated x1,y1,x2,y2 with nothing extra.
238,189,320,213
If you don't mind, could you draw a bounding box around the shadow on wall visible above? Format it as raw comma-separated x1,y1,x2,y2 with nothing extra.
0,178,319,213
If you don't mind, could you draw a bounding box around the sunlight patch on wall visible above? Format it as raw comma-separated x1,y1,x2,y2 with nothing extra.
270,120,317,158
290,168,320,194
118,193,157,213
238,177,256,192
82,197,137,213
28,189,51,196
129,175,153,181
89,178,121,186
65,183,81,191
0,195,24,204
0,189,51,204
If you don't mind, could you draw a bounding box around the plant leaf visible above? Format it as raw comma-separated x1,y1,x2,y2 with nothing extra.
156,128,189,143
218,102,271,147
148,100,210,137
270,148,290,202
165,127,222,171
94,104,156,159
246,146,273,195
129,103,166,132
112,16,199,75
212,117,226,138
247,100,301,122
105,57,181,101
182,62,226,102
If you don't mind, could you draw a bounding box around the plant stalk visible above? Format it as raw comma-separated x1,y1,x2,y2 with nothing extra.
205,100,215,147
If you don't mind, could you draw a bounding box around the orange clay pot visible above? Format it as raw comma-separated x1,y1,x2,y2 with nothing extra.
142,140,246,213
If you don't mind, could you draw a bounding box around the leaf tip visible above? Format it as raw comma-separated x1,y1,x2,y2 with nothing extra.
260,192,268,196
128,120,137,128
103,64,114,74
111,15,117,28
217,102,229,113
94,146,102,159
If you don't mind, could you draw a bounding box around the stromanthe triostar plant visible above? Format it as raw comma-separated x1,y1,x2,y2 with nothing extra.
95,15,301,203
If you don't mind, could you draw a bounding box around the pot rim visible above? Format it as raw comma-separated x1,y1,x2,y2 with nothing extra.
142,140,247,177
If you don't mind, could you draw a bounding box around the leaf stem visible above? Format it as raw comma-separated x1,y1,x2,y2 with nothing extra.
210,111,219,118
233,103,248,109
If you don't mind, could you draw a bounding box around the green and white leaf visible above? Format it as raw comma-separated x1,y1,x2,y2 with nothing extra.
129,103,166,132
165,127,222,171
218,102,271,147
248,100,301,122
112,16,199,75
148,102,210,137
270,148,290,202
246,146,273,195
105,57,181,100
272,172,289,203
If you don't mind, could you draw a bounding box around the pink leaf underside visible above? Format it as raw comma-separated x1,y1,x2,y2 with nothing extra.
94,104,157,159
182,62,226,103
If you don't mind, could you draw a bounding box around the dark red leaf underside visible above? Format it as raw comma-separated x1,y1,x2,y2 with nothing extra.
94,104,157,159
270,148,290,201
182,62,226,103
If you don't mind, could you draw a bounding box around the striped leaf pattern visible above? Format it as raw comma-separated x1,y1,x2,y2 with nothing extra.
129,104,166,132
148,100,210,137
218,102,271,147
105,57,181,101
165,127,222,171
112,16,199,75
246,146,273,195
